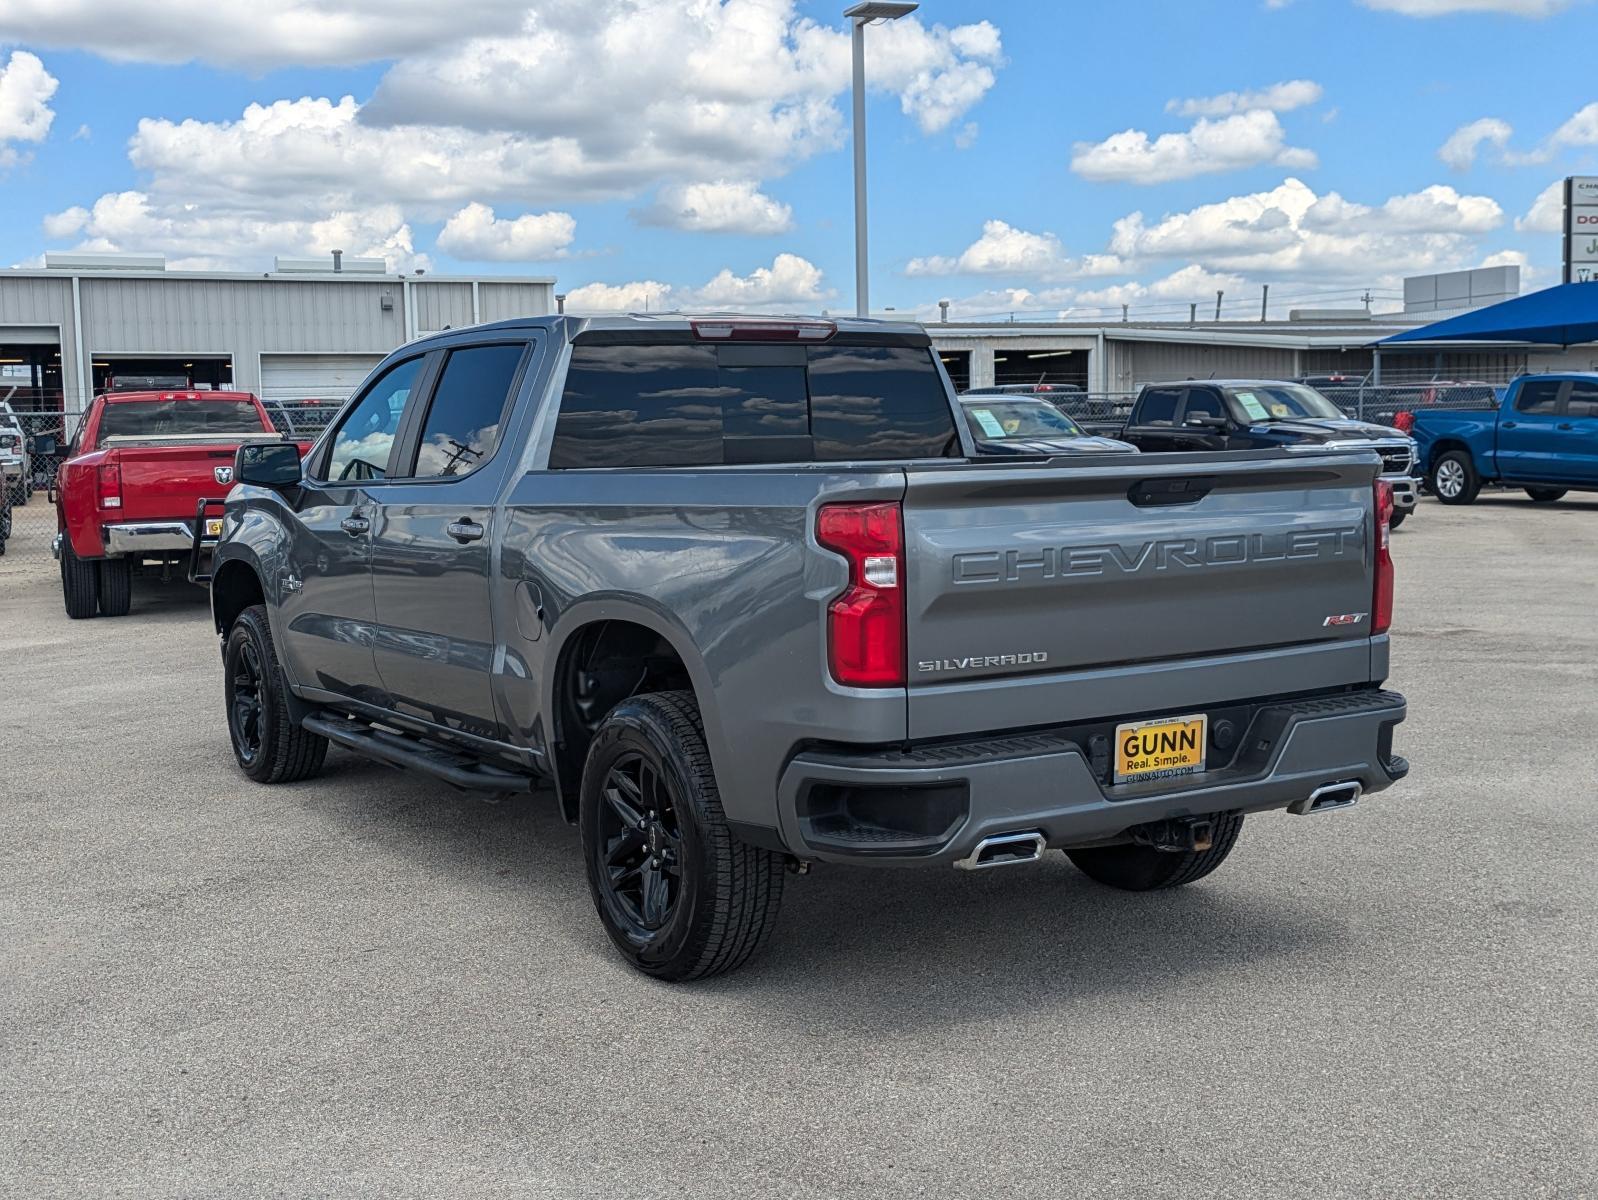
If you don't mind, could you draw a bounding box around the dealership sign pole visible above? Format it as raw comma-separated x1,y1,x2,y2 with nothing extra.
1564,176,1598,283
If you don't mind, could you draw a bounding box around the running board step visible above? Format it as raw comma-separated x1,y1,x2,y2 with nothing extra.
302,713,537,793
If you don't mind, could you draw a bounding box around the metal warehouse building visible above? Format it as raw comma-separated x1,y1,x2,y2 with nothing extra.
0,253,555,414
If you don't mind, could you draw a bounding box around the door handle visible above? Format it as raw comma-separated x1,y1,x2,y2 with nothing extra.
340,515,370,536
447,519,485,544
1501,421,1517,429
1557,423,1574,431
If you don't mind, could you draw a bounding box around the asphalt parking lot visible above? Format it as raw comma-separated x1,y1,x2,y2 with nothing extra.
2,498,1596,1199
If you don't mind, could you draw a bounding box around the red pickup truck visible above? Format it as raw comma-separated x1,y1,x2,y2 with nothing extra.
53,390,304,618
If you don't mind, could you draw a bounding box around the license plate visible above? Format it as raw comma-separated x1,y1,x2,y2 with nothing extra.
1114,713,1207,784
204,518,223,538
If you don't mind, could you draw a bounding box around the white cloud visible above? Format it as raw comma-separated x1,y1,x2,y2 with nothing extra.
905,219,1125,281
636,180,793,235
40,190,427,272
1549,102,1598,150
563,278,675,314
565,253,831,314
1359,0,1573,14
0,0,531,68
1074,265,1247,311
436,203,575,261
1071,110,1318,185
1166,80,1323,118
0,50,58,168
1110,178,1502,278
1438,117,1514,169
689,252,830,308
1515,180,1564,234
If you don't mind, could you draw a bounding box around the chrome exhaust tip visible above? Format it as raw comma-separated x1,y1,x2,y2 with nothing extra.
955,831,1046,870
1288,781,1362,816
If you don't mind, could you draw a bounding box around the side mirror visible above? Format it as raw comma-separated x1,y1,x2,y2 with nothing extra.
30,435,57,456
236,441,302,490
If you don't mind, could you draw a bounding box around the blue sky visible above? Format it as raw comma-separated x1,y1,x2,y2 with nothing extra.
0,0,1593,320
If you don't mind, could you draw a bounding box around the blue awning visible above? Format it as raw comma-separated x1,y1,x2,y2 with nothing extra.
1381,282,1598,347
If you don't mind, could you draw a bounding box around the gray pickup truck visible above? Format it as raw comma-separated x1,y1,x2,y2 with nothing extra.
207,314,1408,980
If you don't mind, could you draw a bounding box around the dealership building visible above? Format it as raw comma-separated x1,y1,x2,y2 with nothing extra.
0,253,556,414
4,256,1592,417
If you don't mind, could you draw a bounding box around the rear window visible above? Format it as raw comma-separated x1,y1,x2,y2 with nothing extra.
97,399,261,445
548,341,957,468
1135,388,1182,425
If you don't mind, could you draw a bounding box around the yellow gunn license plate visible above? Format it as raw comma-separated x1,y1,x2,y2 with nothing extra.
1114,714,1207,784
204,518,223,538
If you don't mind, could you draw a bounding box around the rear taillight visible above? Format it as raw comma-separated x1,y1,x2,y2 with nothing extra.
816,501,905,688
1373,479,1394,634
1393,411,1415,433
97,463,123,510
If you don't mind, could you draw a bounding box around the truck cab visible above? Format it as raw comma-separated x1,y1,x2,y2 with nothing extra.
1120,380,1420,525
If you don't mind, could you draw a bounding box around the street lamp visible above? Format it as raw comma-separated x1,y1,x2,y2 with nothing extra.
844,1,919,318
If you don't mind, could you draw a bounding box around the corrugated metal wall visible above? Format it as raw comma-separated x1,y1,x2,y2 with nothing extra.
1108,339,1299,388
479,282,555,324
0,273,555,407
415,283,473,333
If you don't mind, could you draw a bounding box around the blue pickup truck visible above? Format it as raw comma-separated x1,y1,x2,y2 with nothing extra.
1413,373,1598,505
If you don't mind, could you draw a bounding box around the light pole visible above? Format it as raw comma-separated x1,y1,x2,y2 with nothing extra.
844,1,919,318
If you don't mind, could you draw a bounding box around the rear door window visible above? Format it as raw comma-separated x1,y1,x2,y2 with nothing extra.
547,340,957,468
1515,380,1563,414
407,343,527,478
1563,380,1598,417
1134,388,1183,425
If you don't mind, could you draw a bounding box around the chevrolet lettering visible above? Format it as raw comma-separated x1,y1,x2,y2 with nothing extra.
952,526,1361,586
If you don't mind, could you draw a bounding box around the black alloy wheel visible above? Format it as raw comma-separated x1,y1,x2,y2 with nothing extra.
579,690,784,981
594,753,686,939
227,633,267,769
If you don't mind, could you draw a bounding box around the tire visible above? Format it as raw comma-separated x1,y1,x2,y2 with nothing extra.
1526,487,1567,503
60,540,100,619
1428,450,1480,505
1066,812,1244,891
580,690,784,982
1388,509,1408,530
224,604,328,784
98,557,133,617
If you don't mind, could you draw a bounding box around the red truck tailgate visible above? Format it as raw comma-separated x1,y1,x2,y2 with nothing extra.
109,444,241,521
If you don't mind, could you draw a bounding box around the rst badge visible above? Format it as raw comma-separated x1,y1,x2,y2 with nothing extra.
1323,612,1368,627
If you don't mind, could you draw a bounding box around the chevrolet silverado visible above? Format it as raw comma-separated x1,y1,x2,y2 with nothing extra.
1411,373,1598,504
206,315,1408,980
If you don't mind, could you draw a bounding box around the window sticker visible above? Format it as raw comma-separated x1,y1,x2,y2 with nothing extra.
1235,391,1270,421
971,408,1007,438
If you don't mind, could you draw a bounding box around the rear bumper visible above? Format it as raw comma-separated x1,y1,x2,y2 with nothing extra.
102,520,212,556
776,688,1407,866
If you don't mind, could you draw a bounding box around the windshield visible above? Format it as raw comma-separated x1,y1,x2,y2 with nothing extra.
1226,384,1343,422
97,399,262,445
962,399,1085,440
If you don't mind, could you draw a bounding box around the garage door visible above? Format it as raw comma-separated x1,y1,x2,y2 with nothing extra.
259,354,384,405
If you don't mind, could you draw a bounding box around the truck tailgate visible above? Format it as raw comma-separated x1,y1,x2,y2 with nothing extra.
108,442,256,522
901,452,1381,739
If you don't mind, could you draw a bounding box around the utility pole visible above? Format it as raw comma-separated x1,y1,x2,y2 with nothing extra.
1214,291,1224,321
1260,284,1269,322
